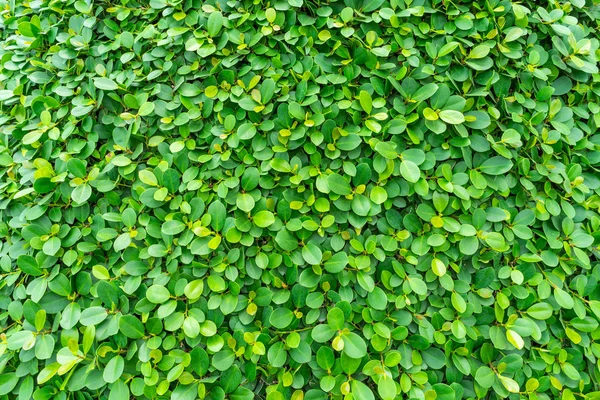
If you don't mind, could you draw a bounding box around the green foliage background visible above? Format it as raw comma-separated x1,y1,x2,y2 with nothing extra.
1,0,600,399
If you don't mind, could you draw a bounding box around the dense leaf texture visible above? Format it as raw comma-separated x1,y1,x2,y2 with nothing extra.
1,0,599,399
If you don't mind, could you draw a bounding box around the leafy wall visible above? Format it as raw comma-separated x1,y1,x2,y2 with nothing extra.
1,0,600,399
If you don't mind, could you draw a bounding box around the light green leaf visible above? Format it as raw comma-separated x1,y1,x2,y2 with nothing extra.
400,160,420,183
270,308,294,329
359,90,372,114
479,156,513,175
302,243,322,265
94,77,119,90
146,285,171,304
342,332,367,358
207,11,224,37
253,210,275,228
475,366,495,388
439,110,465,124
327,174,352,196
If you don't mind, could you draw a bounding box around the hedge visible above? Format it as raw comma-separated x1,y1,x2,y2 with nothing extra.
1,0,600,399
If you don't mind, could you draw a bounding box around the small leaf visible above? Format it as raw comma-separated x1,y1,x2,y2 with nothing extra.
103,356,125,383
302,243,322,265
527,303,553,320
479,157,513,175
327,174,352,195
270,309,294,329
253,210,275,228
506,329,524,350
411,83,438,102
400,160,420,183
475,366,495,388
146,285,171,304
439,110,465,124
207,11,224,36
351,380,375,400
554,287,574,309
325,252,348,273
342,332,367,358
499,376,520,393
359,90,372,114
94,77,119,90
119,315,145,339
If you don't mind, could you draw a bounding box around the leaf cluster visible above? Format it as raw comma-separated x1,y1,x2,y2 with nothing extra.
1,0,600,399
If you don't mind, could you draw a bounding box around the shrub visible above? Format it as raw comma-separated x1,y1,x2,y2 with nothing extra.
1,0,600,399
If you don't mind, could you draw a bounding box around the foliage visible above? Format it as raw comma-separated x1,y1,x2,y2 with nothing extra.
1,0,600,399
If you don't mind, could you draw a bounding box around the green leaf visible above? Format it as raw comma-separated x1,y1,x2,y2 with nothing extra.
411,83,438,102
34,334,54,360
146,285,171,304
17,255,42,276
18,22,40,37
506,329,524,350
408,277,428,295
275,229,298,251
342,332,367,358
94,77,119,90
172,384,198,400
138,102,155,116
327,174,352,196
527,302,553,319
351,380,374,400
316,347,335,370
179,83,201,96
378,377,397,400
324,252,348,273
207,11,224,37
374,141,397,159
475,366,495,388
479,156,513,175
268,342,287,367
451,292,466,313
80,307,108,326
499,376,520,393
42,237,61,256
589,301,600,319
359,90,372,114
302,243,322,265
237,123,257,140
327,307,344,330
109,379,130,400
289,341,311,363
103,356,125,383
438,41,459,57
269,309,294,329
119,315,145,339
554,287,574,309
484,232,506,251
439,110,465,124
67,158,87,178
208,201,227,231
0,373,19,395
351,195,371,216
367,287,387,310
236,193,256,212
400,160,420,183
432,384,455,400
162,220,186,235
71,184,92,203
207,275,226,292
254,210,275,228
33,177,56,193
370,186,388,204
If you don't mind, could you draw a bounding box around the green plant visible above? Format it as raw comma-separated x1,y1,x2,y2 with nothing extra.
1,0,600,399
